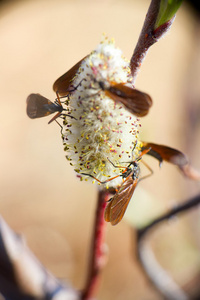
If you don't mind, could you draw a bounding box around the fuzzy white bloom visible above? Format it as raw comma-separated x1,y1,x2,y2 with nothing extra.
62,38,141,188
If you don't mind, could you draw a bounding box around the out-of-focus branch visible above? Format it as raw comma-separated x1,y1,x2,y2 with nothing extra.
138,240,189,300
137,194,200,239
0,217,79,300
0,191,109,300
81,189,109,300
136,194,200,300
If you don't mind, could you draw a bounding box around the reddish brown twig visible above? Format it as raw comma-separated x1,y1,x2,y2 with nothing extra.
130,0,174,84
81,189,110,300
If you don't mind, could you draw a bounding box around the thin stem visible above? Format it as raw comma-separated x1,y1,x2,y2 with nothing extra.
135,194,200,300
130,0,174,84
81,189,109,300
137,193,200,240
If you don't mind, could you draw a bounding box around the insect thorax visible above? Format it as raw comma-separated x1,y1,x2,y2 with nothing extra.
132,161,140,180
121,161,140,180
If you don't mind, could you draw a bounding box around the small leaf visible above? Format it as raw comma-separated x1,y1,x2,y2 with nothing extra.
155,0,183,29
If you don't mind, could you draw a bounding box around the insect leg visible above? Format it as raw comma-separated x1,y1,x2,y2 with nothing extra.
67,78,87,93
55,119,64,135
48,110,77,124
48,111,62,124
138,160,153,182
79,172,122,184
107,157,127,169
53,92,61,106
54,95,69,105
136,147,151,162
131,140,138,156
59,112,77,120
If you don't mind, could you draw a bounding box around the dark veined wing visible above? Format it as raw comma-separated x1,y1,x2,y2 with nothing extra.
104,176,138,225
53,55,88,96
105,83,152,117
141,142,188,167
141,142,200,180
26,94,60,119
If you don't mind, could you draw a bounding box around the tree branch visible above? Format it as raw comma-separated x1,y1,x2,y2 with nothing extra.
137,193,200,240
130,0,175,84
135,194,200,300
81,189,109,300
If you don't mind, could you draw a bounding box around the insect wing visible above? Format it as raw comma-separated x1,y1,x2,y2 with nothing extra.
104,176,138,225
26,94,59,119
105,83,152,117
141,142,188,167
53,55,88,96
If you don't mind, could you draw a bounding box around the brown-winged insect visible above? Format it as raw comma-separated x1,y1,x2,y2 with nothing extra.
27,53,153,122
81,143,188,225
104,147,151,225
95,80,152,117
53,55,88,96
26,93,72,124
53,55,152,118
26,56,88,124
105,143,188,225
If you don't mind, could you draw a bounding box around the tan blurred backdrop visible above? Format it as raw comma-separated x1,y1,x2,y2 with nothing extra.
0,0,200,299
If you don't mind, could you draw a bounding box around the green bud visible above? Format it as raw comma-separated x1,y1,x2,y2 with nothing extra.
155,0,183,29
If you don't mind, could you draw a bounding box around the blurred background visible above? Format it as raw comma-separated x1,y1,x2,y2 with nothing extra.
0,0,200,299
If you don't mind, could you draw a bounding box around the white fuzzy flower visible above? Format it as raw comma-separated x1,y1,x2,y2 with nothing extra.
62,38,142,188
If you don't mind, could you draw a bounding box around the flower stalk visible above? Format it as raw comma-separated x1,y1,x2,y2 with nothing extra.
81,189,109,300
130,0,180,84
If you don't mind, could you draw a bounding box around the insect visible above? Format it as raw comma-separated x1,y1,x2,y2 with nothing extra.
81,147,151,225
53,55,88,96
81,143,189,225
26,93,69,124
26,55,88,124
53,55,152,117
140,142,188,167
96,80,153,117
104,148,151,225
105,143,189,225
28,53,152,122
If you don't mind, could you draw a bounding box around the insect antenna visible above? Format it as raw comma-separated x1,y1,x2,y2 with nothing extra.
67,78,87,93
